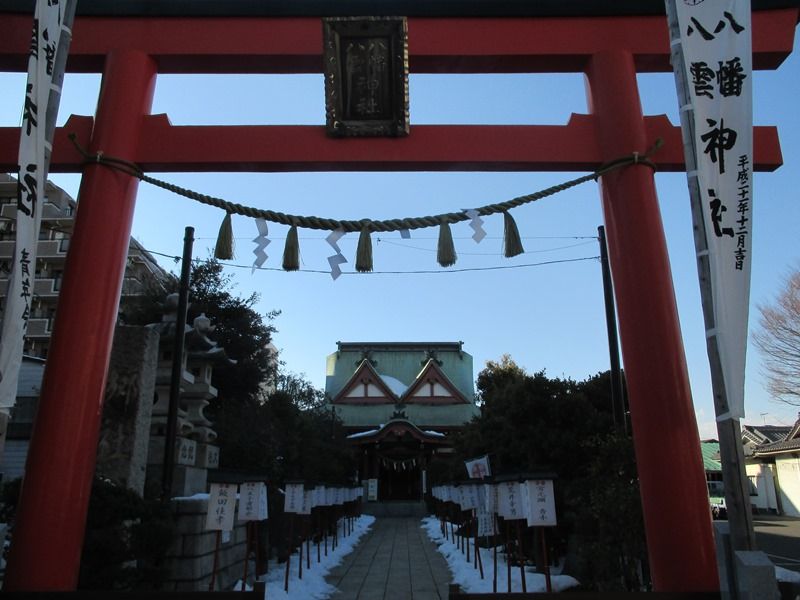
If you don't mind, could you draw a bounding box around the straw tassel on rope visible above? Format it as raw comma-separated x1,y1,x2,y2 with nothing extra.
437,220,457,267
355,226,373,273
503,211,525,258
283,224,300,271
214,212,234,260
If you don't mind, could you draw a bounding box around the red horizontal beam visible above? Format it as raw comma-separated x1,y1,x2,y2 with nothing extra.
0,114,782,173
0,10,796,73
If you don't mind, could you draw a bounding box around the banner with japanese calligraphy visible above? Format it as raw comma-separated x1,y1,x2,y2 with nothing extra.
0,0,66,412
673,0,752,419
524,479,557,527
477,509,495,537
497,481,524,520
205,483,236,531
283,482,304,513
237,482,268,522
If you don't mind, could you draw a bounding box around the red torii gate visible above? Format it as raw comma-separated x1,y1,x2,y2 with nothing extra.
0,3,796,592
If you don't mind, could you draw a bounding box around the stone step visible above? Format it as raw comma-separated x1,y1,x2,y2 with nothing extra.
362,501,428,518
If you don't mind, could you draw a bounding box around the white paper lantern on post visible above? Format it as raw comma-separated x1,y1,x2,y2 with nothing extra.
497,481,524,520
238,481,269,522
524,479,557,527
284,482,304,514
206,483,236,531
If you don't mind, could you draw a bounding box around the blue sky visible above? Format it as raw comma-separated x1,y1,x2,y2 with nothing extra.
1,30,799,440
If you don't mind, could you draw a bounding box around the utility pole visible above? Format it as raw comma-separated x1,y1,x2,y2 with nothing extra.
162,226,194,500
598,225,627,434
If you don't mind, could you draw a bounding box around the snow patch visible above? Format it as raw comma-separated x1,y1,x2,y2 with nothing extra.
347,429,380,439
421,516,580,594
776,565,800,583
379,374,408,396
424,430,446,437
258,514,375,599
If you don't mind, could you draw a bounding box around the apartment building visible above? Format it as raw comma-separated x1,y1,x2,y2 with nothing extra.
0,174,168,358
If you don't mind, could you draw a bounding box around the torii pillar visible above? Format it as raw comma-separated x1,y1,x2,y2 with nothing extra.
587,50,718,591
3,49,156,591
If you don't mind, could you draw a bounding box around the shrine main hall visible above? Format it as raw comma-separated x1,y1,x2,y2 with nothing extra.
325,342,479,501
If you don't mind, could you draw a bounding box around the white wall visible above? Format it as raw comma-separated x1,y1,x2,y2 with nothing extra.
775,455,800,517
745,463,779,513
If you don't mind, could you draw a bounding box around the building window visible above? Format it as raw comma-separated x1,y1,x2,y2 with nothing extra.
52,270,63,291
747,475,759,496
0,220,16,240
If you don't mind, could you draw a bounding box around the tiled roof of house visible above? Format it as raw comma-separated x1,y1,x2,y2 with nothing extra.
743,424,792,445
753,416,800,456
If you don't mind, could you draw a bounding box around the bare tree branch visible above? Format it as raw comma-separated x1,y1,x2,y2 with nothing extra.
753,270,800,404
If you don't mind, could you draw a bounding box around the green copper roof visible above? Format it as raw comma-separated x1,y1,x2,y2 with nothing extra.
332,403,479,428
700,441,722,472
325,342,475,401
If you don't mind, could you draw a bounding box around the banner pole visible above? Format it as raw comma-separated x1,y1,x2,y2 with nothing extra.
241,522,250,592
516,520,526,593
284,514,293,592
492,516,498,593
475,512,484,579
665,0,756,554
540,528,552,593
505,520,512,593
209,530,221,591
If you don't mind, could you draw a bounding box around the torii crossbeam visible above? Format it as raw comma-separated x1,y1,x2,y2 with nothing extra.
0,2,796,592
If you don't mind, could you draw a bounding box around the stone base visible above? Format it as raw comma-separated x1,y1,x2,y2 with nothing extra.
95,325,159,495
146,464,208,499
195,443,220,469
714,521,780,600
148,435,198,467
157,496,249,592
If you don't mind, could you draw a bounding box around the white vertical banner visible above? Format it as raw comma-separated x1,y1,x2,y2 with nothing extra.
0,0,67,412
673,0,753,419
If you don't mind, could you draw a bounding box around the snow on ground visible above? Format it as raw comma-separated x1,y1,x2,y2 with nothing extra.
421,516,580,594
250,514,375,599
776,565,800,583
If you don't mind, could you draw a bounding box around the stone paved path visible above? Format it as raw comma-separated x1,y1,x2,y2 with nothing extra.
327,517,452,600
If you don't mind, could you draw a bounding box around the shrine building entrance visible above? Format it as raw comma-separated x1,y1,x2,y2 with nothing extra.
351,418,449,502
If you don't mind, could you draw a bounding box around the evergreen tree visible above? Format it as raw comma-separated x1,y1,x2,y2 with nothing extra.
448,357,647,591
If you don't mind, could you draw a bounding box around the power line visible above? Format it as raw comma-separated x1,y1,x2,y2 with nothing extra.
145,248,599,275
374,237,596,255
192,234,599,241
